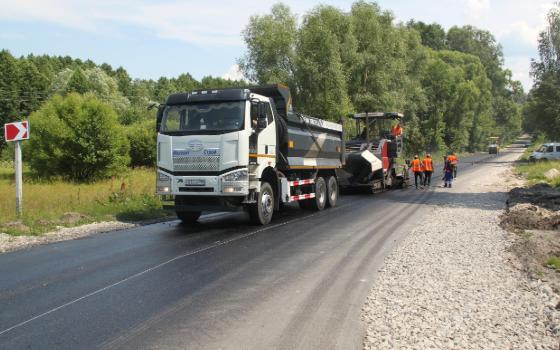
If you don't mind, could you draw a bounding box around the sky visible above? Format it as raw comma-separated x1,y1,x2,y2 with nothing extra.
0,0,555,92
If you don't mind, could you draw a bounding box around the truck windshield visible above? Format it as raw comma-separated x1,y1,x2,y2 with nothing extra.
161,101,245,134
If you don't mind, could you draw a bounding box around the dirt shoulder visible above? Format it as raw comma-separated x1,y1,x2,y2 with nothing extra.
501,181,560,296
362,149,559,349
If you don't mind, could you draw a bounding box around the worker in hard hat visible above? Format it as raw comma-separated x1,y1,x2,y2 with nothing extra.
411,155,423,189
392,122,403,137
443,156,454,188
422,153,433,187
447,152,458,178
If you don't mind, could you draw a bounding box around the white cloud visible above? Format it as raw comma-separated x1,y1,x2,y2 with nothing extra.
504,55,534,91
0,0,279,46
0,0,557,91
464,0,490,17
221,64,245,81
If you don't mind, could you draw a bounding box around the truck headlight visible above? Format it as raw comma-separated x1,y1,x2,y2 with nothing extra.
223,169,248,182
157,171,172,193
222,169,248,193
158,186,170,193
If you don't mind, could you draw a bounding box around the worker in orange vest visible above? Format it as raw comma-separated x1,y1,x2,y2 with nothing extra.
448,152,458,178
422,154,434,186
392,123,403,137
411,155,423,189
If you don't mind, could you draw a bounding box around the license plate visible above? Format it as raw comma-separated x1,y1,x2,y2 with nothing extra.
184,179,205,186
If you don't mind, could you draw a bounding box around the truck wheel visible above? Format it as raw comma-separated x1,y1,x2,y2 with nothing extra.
326,176,338,208
176,211,201,224
249,182,274,225
310,177,327,211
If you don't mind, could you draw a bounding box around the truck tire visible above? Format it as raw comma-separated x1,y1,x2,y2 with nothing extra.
176,211,201,224
326,176,338,208
310,177,327,211
249,182,274,225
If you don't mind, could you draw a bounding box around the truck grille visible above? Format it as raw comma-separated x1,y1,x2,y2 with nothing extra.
173,155,220,171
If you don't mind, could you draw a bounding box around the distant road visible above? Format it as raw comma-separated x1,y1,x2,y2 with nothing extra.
0,149,521,349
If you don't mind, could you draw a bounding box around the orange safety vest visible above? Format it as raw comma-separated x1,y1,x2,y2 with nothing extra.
411,159,422,172
448,155,458,165
392,125,402,137
423,158,433,171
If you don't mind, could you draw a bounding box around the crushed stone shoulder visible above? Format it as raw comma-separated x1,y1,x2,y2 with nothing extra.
363,152,559,349
0,221,138,253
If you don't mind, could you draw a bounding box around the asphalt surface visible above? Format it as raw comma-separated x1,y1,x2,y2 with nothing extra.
0,150,515,349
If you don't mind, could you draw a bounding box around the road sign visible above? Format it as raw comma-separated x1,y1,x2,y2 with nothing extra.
4,121,29,142
4,121,29,217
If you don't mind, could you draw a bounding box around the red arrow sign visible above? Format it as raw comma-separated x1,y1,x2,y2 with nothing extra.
4,121,29,142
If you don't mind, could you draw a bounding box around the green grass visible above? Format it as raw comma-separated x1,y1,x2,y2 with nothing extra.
0,166,173,236
515,160,560,187
545,257,560,271
519,135,545,161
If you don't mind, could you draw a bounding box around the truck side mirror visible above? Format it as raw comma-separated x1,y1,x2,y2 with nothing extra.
256,102,268,129
156,105,165,132
258,102,267,120
257,119,268,129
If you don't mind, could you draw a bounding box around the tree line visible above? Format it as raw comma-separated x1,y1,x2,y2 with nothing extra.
0,0,530,181
0,50,245,180
524,4,560,139
239,1,525,154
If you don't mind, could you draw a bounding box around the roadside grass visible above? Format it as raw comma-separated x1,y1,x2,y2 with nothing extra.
0,166,172,236
514,160,560,187
519,135,545,161
545,256,560,271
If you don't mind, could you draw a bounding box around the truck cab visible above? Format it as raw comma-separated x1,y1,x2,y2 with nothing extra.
156,88,277,221
156,85,344,225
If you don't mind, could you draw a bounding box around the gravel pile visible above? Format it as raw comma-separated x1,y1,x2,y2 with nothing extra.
363,159,559,349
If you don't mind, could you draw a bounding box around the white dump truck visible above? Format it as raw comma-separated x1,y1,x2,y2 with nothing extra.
155,84,345,225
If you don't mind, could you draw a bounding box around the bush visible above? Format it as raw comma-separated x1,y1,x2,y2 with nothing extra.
127,119,156,167
26,93,130,181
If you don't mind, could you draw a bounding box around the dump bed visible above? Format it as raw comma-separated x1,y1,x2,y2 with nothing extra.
249,84,344,170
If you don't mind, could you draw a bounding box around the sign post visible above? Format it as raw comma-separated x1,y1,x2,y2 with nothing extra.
4,121,30,217
15,140,22,216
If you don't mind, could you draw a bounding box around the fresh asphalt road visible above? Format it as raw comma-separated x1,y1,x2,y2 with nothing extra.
0,150,520,349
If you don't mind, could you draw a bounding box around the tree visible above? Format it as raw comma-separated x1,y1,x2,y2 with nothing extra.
0,50,20,149
199,76,247,89
83,67,130,112
525,4,560,139
239,3,298,84
348,2,412,113
294,5,352,120
26,93,130,181
66,68,91,94
173,73,199,92
446,25,506,93
407,20,446,50
127,119,156,167
114,66,132,97
17,60,49,117
154,77,177,103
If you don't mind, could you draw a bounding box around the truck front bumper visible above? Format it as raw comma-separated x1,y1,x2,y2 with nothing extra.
157,168,249,196
157,168,253,212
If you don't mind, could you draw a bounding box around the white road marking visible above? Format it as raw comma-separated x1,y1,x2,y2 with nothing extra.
0,202,356,337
